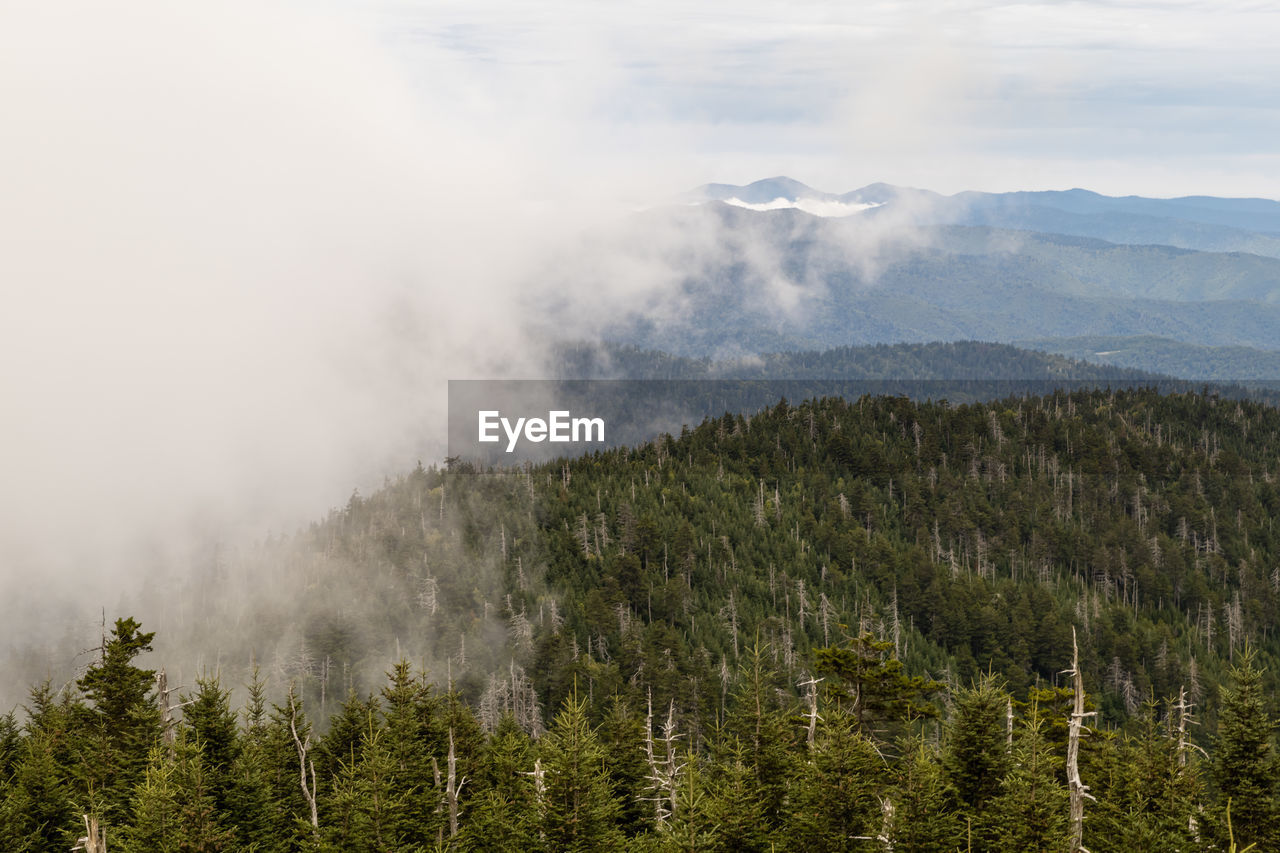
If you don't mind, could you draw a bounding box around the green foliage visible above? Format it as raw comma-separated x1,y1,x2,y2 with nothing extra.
120,738,233,853
537,689,625,852
888,737,963,852
815,631,942,739
986,702,1068,852
785,712,886,852
944,675,1011,816
1212,649,1280,851
12,386,1280,847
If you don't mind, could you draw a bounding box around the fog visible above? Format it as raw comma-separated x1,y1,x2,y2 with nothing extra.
0,0,892,705
3,0,1266,709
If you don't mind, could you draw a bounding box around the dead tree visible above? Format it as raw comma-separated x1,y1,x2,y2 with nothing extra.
1065,628,1096,853
72,814,106,852
155,670,195,759
446,728,466,838
799,675,823,748
641,692,683,826
288,689,319,837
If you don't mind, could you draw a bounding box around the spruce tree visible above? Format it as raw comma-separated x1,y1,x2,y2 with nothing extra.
1212,648,1279,851
121,738,233,853
943,675,1011,815
458,714,539,852
889,737,963,853
785,711,886,852
538,689,624,852
74,616,162,827
0,731,77,852
987,702,1068,852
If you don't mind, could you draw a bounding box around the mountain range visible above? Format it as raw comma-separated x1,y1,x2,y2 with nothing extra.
690,177,1280,257
569,181,1280,381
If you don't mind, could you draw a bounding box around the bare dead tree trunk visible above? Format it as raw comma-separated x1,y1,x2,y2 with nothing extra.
432,756,444,845
72,814,106,852
1066,627,1096,853
155,670,194,761
446,728,466,838
288,690,319,837
661,700,682,819
642,691,666,826
799,675,823,748
157,669,175,756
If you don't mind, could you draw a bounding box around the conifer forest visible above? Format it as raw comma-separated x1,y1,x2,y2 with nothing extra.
8,388,1280,851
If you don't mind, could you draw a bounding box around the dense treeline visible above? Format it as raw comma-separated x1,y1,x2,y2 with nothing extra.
8,387,1280,849
2,617,1277,850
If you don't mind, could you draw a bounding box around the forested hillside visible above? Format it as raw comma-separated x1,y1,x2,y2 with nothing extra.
7,387,1280,850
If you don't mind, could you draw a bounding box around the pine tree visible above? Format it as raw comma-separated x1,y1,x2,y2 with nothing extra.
1212,648,1279,851
889,737,963,853
987,701,1068,852
0,731,77,852
785,711,886,852
944,675,1011,814
225,666,275,851
655,750,716,853
703,734,772,853
538,689,625,852
723,642,795,828
322,720,419,852
598,695,653,837
120,738,233,853
74,616,163,827
182,675,242,831
457,714,539,853
815,631,941,740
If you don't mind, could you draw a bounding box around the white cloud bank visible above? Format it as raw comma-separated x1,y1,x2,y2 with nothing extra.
721,197,883,217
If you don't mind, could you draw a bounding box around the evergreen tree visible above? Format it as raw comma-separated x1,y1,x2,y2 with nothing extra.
598,695,653,837
889,737,963,853
0,731,77,852
785,711,886,852
987,702,1068,852
1212,649,1280,851
943,675,1011,845
538,689,625,852
225,666,276,852
723,642,795,828
182,675,242,830
458,714,539,852
120,738,234,853
703,734,772,853
654,751,716,853
815,631,941,740
74,616,162,827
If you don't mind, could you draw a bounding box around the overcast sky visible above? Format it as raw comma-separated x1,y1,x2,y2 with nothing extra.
364,0,1280,198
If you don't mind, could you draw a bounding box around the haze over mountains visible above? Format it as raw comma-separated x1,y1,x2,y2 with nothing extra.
691,177,1280,257
574,178,1280,380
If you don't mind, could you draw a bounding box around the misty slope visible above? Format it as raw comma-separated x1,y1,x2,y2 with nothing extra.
692,178,1280,256
585,202,1280,359
39,387,1278,738
555,340,1163,381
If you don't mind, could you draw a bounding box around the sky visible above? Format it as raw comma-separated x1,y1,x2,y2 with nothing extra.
0,0,1276,607
365,0,1280,198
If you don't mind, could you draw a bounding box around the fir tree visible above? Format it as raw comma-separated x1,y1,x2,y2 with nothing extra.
538,689,625,852
1212,648,1279,851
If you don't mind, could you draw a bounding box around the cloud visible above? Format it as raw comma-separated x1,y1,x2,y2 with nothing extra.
722,198,883,217
364,0,1280,197
0,0,620,594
